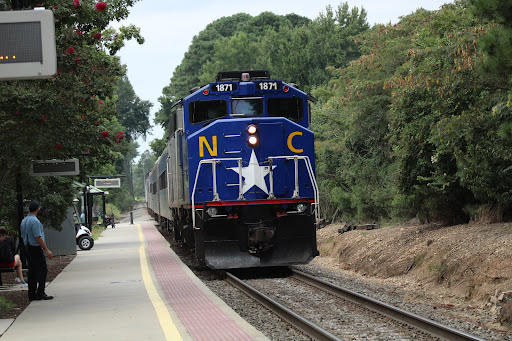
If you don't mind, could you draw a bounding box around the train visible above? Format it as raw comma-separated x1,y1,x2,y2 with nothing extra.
145,70,320,269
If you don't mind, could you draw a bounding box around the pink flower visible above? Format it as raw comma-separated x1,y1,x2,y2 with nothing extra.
94,121,99,125
76,29,83,36
96,2,106,12
15,110,19,115
92,33,102,40
56,144,62,150
65,47,75,54
101,131,109,138
81,115,85,119
73,0,79,8
98,100,103,104
54,5,59,9
75,56,81,63
39,116,45,123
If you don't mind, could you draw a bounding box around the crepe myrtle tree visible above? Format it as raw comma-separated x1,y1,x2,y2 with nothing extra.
0,0,144,228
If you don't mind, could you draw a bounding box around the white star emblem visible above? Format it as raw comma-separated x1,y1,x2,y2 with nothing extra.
229,150,276,194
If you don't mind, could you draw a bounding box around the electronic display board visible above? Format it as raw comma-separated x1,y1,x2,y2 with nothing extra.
0,9,56,80
94,179,121,188
31,159,80,176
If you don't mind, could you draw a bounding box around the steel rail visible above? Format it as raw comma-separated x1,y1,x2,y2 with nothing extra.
225,272,342,341
291,269,486,341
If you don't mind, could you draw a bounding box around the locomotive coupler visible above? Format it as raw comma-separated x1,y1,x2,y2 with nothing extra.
247,222,275,255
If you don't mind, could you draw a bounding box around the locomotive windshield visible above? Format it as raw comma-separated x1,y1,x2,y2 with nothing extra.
189,100,227,124
267,97,304,121
231,98,263,117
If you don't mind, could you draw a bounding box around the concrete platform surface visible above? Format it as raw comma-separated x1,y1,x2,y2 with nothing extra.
0,216,268,341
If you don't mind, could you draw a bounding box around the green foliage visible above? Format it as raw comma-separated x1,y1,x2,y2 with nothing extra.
313,0,512,224
428,262,448,273
115,75,152,141
0,176,76,232
0,297,14,311
0,0,144,230
155,3,368,132
132,150,157,199
105,203,121,219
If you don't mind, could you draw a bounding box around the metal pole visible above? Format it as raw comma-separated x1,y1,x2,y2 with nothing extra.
16,170,27,267
130,211,134,224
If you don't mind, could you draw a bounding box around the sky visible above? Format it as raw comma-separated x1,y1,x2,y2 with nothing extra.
114,0,452,161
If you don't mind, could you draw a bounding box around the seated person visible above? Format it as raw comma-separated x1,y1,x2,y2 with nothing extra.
0,226,27,286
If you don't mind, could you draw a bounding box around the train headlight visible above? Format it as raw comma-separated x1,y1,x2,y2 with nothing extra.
206,207,218,216
296,203,307,213
247,124,257,134
248,135,258,146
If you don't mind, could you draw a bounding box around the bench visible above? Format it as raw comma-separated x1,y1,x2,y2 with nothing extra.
0,267,28,286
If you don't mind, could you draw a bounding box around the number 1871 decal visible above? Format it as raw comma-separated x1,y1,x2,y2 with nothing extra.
257,82,280,90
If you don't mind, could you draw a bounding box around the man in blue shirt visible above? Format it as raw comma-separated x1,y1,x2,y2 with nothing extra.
20,201,54,301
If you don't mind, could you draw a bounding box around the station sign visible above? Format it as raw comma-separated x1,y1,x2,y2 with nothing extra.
94,178,121,188
31,159,80,176
0,9,57,80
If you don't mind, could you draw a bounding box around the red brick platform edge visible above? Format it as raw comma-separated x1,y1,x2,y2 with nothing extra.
142,222,255,341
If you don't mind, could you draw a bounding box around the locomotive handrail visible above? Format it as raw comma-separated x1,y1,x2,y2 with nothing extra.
267,155,320,222
191,157,243,229
191,155,320,228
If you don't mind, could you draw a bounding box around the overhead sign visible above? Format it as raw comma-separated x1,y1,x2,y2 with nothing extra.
94,178,121,188
0,9,57,80
31,159,80,176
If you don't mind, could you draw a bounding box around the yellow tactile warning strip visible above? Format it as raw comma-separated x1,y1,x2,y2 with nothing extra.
137,223,183,341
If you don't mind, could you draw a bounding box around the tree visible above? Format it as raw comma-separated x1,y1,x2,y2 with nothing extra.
315,0,512,224
0,0,144,229
115,75,152,141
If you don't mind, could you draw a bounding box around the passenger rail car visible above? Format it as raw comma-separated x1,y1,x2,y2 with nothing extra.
146,70,320,269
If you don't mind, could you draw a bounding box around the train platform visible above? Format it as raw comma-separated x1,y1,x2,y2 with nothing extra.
0,214,268,340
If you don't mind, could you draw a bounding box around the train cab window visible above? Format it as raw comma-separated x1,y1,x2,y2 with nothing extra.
189,100,227,124
267,97,304,121
231,98,263,117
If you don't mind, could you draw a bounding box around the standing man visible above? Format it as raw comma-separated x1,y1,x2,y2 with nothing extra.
92,202,99,225
20,201,54,301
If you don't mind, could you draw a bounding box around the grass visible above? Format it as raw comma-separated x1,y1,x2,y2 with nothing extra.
91,226,105,241
428,263,447,272
0,297,14,311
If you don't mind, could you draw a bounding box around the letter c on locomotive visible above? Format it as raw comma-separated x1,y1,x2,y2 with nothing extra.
199,136,217,157
287,131,303,153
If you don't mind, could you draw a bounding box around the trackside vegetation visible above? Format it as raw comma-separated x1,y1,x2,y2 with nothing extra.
151,0,512,226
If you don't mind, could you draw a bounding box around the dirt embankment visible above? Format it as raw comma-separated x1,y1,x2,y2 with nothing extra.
313,221,512,329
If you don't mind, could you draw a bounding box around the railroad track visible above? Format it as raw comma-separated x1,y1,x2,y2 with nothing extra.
226,269,486,341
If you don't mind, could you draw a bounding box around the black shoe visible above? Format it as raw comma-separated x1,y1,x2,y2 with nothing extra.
37,293,54,300
29,296,41,301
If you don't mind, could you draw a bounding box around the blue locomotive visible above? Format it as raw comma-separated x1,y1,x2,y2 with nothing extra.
146,70,319,269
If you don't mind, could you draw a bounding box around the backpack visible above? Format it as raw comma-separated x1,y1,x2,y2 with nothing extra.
0,238,14,264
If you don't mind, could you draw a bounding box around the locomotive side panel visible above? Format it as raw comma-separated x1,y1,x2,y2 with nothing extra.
157,150,171,221
147,164,158,218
